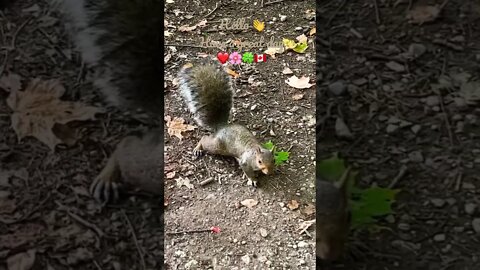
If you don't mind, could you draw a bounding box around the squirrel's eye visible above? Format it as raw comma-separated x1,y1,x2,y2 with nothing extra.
258,160,262,164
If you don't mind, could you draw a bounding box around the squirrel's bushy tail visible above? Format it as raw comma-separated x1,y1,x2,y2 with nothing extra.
52,0,163,115
178,62,233,130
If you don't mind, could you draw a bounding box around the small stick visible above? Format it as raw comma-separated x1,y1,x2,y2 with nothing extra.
387,165,407,189
454,171,462,191
263,0,287,6
121,210,146,270
65,210,105,237
200,177,215,186
9,17,32,50
205,3,219,18
438,93,454,146
166,228,213,235
373,0,381,24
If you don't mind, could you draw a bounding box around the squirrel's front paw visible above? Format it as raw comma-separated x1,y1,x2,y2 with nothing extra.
90,175,120,205
247,179,258,188
192,149,205,158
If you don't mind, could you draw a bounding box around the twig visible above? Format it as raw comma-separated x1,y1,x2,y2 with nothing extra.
121,210,146,270
35,27,70,60
438,93,454,146
9,17,31,50
373,0,381,24
0,50,7,76
55,201,105,237
93,260,103,270
200,177,215,186
166,228,213,235
387,165,407,189
454,171,462,191
164,43,207,48
205,3,219,18
327,0,347,27
263,0,286,6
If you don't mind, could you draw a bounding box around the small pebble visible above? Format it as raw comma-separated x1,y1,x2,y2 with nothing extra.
408,151,424,163
433,234,446,242
431,198,446,208
465,203,477,215
472,218,480,234
328,81,346,96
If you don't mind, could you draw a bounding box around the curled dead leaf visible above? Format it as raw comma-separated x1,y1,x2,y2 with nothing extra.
282,67,293,75
178,19,207,32
225,68,240,78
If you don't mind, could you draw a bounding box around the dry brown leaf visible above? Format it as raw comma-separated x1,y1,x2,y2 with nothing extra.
0,72,22,92
225,68,240,79
406,5,441,24
164,30,173,37
7,249,36,270
285,75,313,89
292,93,304,100
287,200,299,210
308,27,316,36
6,79,104,151
178,19,207,32
241,199,258,208
165,115,196,140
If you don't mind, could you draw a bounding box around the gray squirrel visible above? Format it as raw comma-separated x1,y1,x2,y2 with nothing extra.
51,0,163,203
178,62,275,187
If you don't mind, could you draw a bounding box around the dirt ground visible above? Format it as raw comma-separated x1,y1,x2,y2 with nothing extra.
318,0,480,269
0,1,163,269
164,0,316,269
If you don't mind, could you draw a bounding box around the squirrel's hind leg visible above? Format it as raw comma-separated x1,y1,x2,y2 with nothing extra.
193,135,222,158
90,154,121,205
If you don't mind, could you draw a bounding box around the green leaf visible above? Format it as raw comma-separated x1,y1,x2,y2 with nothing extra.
293,42,308,53
263,140,274,150
316,152,345,182
274,151,289,165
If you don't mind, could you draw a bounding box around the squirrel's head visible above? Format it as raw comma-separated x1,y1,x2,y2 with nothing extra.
316,176,351,262
255,147,275,175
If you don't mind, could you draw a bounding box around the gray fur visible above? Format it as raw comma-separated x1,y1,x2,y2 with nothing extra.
178,62,233,130
51,0,162,115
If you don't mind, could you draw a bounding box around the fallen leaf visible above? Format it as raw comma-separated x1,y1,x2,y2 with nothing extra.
241,199,258,208
296,34,308,43
308,27,316,36
287,200,299,210
166,171,176,179
292,42,308,53
335,117,354,139
292,93,304,100
164,20,169,27
283,38,297,49
298,219,315,235
165,115,196,140
282,67,293,75
166,0,174,3
406,5,441,24
7,249,36,270
164,30,173,37
0,72,22,92
285,75,313,89
225,68,240,78
176,177,194,189
6,79,104,151
264,47,284,58
459,81,480,105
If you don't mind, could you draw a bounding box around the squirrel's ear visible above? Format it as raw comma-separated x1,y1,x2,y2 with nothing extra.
254,146,261,155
